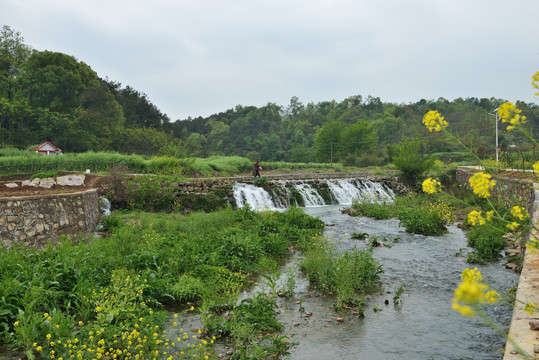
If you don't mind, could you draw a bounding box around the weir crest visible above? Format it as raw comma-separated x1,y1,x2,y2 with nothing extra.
232,179,394,210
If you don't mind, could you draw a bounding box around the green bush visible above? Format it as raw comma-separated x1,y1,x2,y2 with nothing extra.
301,243,383,308
30,170,58,179
466,224,506,262
351,199,394,219
389,137,435,188
398,207,447,236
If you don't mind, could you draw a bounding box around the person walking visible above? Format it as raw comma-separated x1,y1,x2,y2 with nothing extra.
254,161,262,178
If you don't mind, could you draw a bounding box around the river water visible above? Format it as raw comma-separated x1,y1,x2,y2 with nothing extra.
268,205,518,360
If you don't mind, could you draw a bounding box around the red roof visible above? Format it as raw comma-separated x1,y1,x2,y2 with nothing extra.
35,141,61,152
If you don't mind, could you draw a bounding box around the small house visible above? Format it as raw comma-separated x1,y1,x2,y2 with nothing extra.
35,142,62,156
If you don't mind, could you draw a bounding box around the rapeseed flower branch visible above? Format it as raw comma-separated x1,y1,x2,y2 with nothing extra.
526,238,539,253
497,102,527,131
422,178,441,194
467,210,485,226
422,110,448,132
468,172,495,198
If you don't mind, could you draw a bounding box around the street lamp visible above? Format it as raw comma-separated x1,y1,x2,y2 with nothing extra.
487,108,499,163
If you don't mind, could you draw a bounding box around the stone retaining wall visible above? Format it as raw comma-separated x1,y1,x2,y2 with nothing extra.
0,189,100,249
455,169,535,213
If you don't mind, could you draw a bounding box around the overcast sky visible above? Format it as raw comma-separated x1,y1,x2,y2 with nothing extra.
2,0,539,121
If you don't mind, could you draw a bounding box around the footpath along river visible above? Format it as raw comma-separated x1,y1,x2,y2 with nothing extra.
268,205,518,360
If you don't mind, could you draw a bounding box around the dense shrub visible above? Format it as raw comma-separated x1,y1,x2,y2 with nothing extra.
466,225,506,263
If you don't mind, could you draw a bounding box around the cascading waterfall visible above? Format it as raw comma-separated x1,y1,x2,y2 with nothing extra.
233,179,394,210
327,179,394,205
293,182,326,207
233,182,279,210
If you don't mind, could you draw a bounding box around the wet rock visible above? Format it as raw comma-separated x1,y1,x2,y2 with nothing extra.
326,222,335,226
505,263,519,271
304,312,312,317
505,249,520,256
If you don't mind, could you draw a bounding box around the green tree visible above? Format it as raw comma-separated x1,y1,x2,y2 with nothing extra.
390,137,435,188
314,121,346,162
339,120,378,164
20,50,98,112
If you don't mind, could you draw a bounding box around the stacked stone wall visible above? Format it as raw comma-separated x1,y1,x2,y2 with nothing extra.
455,169,535,214
0,189,100,249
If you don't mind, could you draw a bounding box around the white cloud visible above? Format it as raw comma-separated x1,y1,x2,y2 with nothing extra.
2,0,538,120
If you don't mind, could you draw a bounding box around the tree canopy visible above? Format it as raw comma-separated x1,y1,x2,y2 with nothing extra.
1,25,538,164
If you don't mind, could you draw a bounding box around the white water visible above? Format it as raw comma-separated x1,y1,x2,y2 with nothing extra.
293,182,326,207
232,179,394,210
98,196,111,216
233,183,278,210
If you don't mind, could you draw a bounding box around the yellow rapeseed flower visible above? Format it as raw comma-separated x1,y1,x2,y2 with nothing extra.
532,71,539,96
533,161,539,175
452,280,488,315
510,206,527,220
422,110,448,132
469,172,495,198
485,290,500,304
526,238,539,254
506,222,519,231
422,178,441,194
467,210,485,226
525,302,536,315
497,102,526,130
461,267,482,282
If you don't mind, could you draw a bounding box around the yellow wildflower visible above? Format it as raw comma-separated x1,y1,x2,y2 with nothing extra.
453,280,487,311
422,178,441,194
485,290,500,304
190,306,195,311
13,321,19,326
506,222,519,231
37,346,43,351
461,267,482,282
533,161,539,175
510,206,527,220
422,110,448,132
46,334,52,340
526,238,539,254
467,210,485,226
469,172,495,198
524,302,536,315
497,102,526,130
486,210,494,221
532,71,539,96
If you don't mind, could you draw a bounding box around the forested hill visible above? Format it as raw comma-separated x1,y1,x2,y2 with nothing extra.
2,25,538,164
169,96,538,165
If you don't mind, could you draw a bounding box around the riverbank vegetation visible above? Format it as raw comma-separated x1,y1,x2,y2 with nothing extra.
0,206,327,359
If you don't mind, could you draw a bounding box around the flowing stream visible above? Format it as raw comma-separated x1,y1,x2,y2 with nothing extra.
232,181,518,359
284,205,518,360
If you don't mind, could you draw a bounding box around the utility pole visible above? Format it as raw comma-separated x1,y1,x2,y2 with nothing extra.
330,142,333,169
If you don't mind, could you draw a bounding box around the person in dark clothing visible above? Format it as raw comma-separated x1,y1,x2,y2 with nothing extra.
254,161,262,178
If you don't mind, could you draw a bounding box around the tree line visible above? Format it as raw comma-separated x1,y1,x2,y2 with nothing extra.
2,25,538,165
